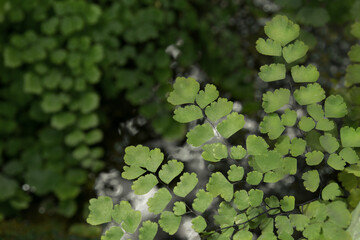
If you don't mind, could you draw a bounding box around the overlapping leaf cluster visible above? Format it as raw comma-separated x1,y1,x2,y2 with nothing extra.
87,15,360,239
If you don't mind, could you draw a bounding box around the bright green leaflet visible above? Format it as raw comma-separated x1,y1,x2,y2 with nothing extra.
124,145,149,167
256,38,282,56
254,151,282,173
324,95,348,118
246,135,269,156
298,116,315,132
214,202,237,227
260,114,285,140
139,221,158,240
304,201,327,221
196,84,219,108
158,160,184,184
327,153,346,170
340,148,359,164
234,190,250,210
202,143,228,162
147,188,172,214
340,127,360,147
101,226,124,240
205,98,233,122
305,151,324,166
289,214,309,231
230,145,247,160
131,174,158,195
112,201,141,233
246,171,263,185
275,216,293,236
173,201,186,216
262,88,290,113
307,103,324,121
167,77,199,105
322,222,352,240
302,170,320,192
146,148,164,173
233,230,253,240
186,123,214,147
322,182,342,201
264,15,300,46
258,63,286,82
345,64,360,86
249,189,264,207
293,83,325,105
173,172,198,197
173,105,203,123
158,211,181,235
282,40,308,63
122,166,146,180
327,201,351,228
348,44,360,62
217,112,245,138
280,109,297,127
290,138,306,157
227,165,244,182
192,190,214,213
291,64,319,83
316,118,335,131
303,222,321,240
206,172,233,202
192,216,207,233
280,196,295,212
87,196,113,225
319,133,339,153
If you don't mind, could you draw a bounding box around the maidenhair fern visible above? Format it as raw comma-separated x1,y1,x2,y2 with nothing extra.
87,15,360,239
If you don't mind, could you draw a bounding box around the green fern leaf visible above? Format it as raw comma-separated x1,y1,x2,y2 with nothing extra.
260,114,285,140
192,216,207,233
316,118,335,131
265,196,280,215
206,172,233,201
87,196,113,225
289,214,309,231
246,171,263,185
327,153,346,170
173,172,198,197
348,44,360,62
345,64,360,86
256,38,282,56
274,136,291,155
234,190,250,210
147,188,172,214
281,109,297,127
322,222,352,240
307,104,324,121
230,145,247,160
327,201,351,228
290,138,306,157
167,77,199,105
131,174,158,195
303,201,327,221
217,112,245,138
258,232,277,240
324,95,348,118
214,202,237,227
146,148,164,173
280,196,295,212
112,201,141,233
122,166,146,180
227,165,244,182
351,22,360,39
205,98,233,122
322,182,342,201
186,123,214,147
233,230,253,240
298,116,315,132
196,84,219,108
291,64,319,83
303,222,322,240
101,226,124,240
246,135,269,156
294,83,326,105
158,160,184,184
254,151,283,173
173,105,203,123
283,157,297,175
302,170,320,192
202,143,228,162
262,89,290,113
259,64,286,82
264,15,300,46
124,145,149,167
249,189,264,207
173,201,186,216
305,151,324,166
339,147,359,164
264,170,286,183
340,127,360,147
275,216,293,235
282,40,308,63
159,211,181,235
319,133,339,153
192,190,214,213
139,221,158,240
